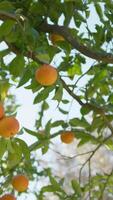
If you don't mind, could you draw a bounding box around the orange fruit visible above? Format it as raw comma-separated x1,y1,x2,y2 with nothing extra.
12,175,29,192
0,103,5,119
50,34,65,45
0,194,16,200
35,64,58,86
60,131,75,144
0,116,19,138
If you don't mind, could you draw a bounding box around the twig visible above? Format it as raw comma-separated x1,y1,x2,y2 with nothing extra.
79,133,113,183
73,61,97,87
79,144,101,183
0,11,17,21
50,147,93,160
88,160,91,200
61,78,84,106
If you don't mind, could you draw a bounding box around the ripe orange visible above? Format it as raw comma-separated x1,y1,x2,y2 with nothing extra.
12,175,29,192
50,34,65,45
0,116,20,138
60,131,75,144
0,194,16,200
0,103,5,119
35,64,58,86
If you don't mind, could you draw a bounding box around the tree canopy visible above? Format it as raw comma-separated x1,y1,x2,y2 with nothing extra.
0,0,113,199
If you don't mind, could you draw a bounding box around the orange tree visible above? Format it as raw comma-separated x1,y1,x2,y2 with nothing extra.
0,0,113,199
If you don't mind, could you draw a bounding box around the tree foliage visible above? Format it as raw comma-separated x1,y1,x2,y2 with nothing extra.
0,0,113,199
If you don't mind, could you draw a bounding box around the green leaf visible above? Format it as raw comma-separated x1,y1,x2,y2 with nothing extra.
80,105,92,115
40,171,65,194
90,116,104,132
24,127,39,137
68,63,82,77
73,130,98,145
42,101,49,110
100,84,109,95
41,120,52,154
71,179,81,197
42,144,49,155
59,107,68,114
0,139,7,159
7,139,14,153
45,120,51,137
49,176,65,193
17,67,31,87
30,1,47,16
0,20,15,38
9,55,25,77
74,11,86,23
64,3,73,26
95,3,103,21
52,120,65,128
34,86,54,104
61,99,69,104
7,140,22,169
0,1,14,11
108,93,113,103
48,46,60,61
23,24,39,48
105,139,113,151
76,54,86,64
94,70,107,83
64,0,84,10
0,49,10,58
7,153,20,169
25,79,41,92
15,138,30,160
41,185,59,193
53,84,63,102
24,127,46,140
36,53,50,64
70,117,90,128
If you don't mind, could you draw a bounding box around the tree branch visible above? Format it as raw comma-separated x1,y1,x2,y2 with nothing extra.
39,22,113,64
1,11,113,63
7,43,43,64
0,11,17,21
61,78,84,106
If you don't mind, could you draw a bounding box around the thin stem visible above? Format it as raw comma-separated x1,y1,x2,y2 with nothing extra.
79,133,113,183
88,160,91,200
61,78,84,106
50,147,93,160
73,61,97,88
79,143,101,183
